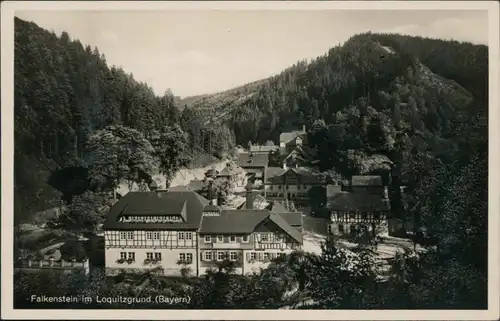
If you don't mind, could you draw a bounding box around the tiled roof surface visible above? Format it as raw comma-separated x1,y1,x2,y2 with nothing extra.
103,191,209,230
279,130,306,145
327,192,390,212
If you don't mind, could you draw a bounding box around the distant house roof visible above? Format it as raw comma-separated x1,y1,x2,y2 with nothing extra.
203,204,221,212
103,191,209,230
265,168,323,185
250,145,279,153
265,201,289,214
236,192,267,210
351,175,383,186
327,192,390,212
168,186,189,192
187,179,205,191
279,130,306,145
217,165,244,177
199,210,303,243
237,152,269,168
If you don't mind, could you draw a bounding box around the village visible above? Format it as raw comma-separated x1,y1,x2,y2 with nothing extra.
15,125,422,293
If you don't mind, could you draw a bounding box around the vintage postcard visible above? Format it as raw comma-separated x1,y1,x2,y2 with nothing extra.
1,0,499,320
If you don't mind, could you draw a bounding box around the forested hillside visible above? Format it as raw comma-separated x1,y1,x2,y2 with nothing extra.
14,17,235,222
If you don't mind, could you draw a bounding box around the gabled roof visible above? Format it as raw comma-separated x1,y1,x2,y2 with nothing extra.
279,130,306,145
199,210,269,234
103,191,209,230
351,175,383,186
199,210,303,244
266,201,289,214
269,213,303,243
217,166,244,177
266,168,323,185
327,192,390,212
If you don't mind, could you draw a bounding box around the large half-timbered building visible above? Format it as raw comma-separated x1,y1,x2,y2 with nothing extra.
102,188,209,276
327,175,390,237
198,185,303,275
103,183,304,276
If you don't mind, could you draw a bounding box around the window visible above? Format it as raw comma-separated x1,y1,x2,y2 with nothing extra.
261,233,269,242
286,186,289,190
120,252,127,260
263,252,270,260
178,232,185,240
204,235,211,243
270,185,273,190
186,253,193,263
303,184,307,189
338,224,344,234
179,253,186,262
185,233,193,240
229,236,236,243
229,251,237,261
154,253,162,261
217,251,225,261
242,235,249,243
216,235,224,243
120,232,127,240
278,186,282,189
127,252,135,261
126,232,134,240
250,252,257,261
277,253,285,258
146,252,153,260
204,251,212,261
146,232,153,239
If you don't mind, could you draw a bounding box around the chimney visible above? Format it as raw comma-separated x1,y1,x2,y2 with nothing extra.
149,181,158,192
302,125,306,132
245,182,255,209
383,186,389,199
282,162,287,170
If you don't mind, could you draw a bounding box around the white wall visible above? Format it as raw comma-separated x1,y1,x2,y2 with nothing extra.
105,247,197,276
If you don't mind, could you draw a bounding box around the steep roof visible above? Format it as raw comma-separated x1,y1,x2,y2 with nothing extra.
351,175,383,186
199,210,303,243
327,192,390,212
217,165,244,177
269,213,303,243
103,191,209,230
279,130,306,145
236,153,269,168
266,168,323,185
199,210,269,234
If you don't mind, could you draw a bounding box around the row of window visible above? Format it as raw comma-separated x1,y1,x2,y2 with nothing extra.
119,231,194,241
203,235,249,243
202,233,284,243
201,251,285,262
117,252,193,264
121,215,183,223
266,192,308,198
202,251,239,261
268,185,310,190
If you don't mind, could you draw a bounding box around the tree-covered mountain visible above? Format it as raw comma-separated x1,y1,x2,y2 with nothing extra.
13,16,488,309
14,17,235,222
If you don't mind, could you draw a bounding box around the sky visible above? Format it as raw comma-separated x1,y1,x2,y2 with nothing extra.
15,9,488,98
